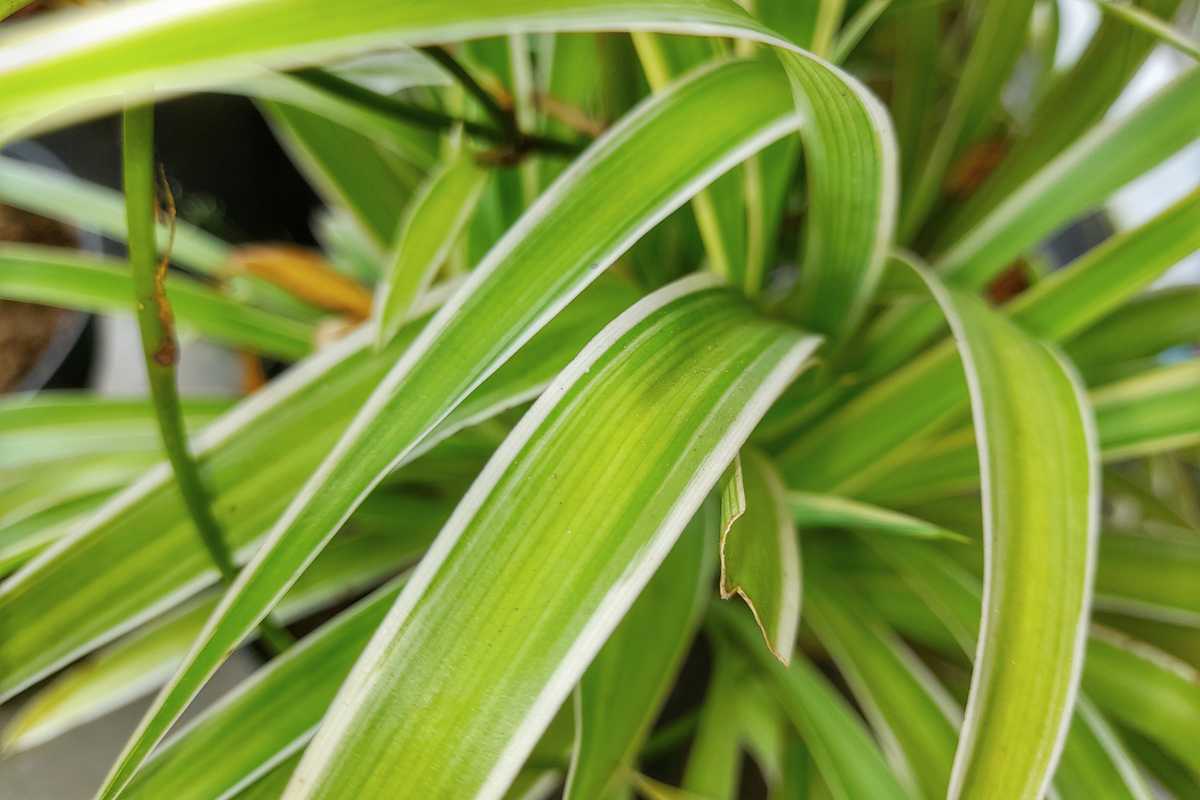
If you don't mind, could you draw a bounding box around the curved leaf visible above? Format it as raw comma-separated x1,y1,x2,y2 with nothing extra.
0,0,791,142
719,448,801,662
915,268,1099,800
286,278,818,798
872,541,1155,799
94,56,808,799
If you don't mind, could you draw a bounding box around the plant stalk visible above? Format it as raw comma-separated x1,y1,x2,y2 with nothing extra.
290,68,586,159
420,45,519,140
121,105,293,655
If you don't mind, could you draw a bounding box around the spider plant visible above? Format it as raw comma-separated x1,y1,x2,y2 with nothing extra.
0,0,1199,798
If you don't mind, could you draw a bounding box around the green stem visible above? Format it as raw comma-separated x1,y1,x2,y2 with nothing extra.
420,45,519,139
292,68,585,158
121,106,293,655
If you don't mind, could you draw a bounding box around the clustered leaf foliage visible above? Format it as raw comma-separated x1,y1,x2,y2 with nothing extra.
0,1,1198,799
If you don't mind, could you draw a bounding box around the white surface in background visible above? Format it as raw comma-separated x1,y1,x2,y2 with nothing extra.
93,316,241,396
1056,0,1101,67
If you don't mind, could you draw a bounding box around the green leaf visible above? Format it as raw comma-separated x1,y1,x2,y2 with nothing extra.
0,279,633,703
1093,0,1200,61
1116,728,1199,799
261,100,424,248
0,156,229,274
859,356,1200,506
0,493,112,574
1084,626,1200,775
888,2,940,195
565,502,716,800
711,602,910,800
805,576,960,800
784,181,1200,494
1065,285,1200,377
282,277,820,800
95,57,809,799
0,393,229,470
860,67,1200,379
1095,527,1200,627
280,278,817,799
0,245,315,361
869,541,1159,798
0,523,434,754
0,452,159,531
830,0,893,64
0,0,793,142
227,753,301,800
779,51,897,342
682,638,749,799
120,577,407,800
375,154,489,348
240,57,443,167
1092,360,1200,460
1006,185,1200,343
936,68,1200,291
1054,698,1154,800
788,491,965,541
631,33,748,287
914,268,1099,800
719,448,801,662
936,0,1184,244
900,0,1037,240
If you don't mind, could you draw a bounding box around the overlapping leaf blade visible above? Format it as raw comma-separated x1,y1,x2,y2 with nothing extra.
0,246,315,360
1,525,434,754
93,55,810,799
375,154,489,347
872,541,1155,798
713,603,909,800
805,575,960,800
0,279,634,702
564,502,715,800
286,278,818,798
